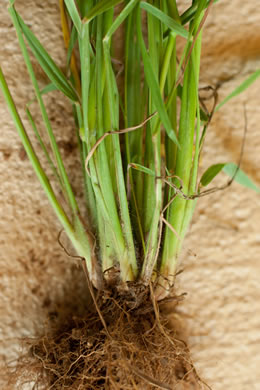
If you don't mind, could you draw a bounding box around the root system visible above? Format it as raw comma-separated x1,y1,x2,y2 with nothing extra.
5,278,210,390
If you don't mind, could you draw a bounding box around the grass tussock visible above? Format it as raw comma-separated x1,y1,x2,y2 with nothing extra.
1,0,259,388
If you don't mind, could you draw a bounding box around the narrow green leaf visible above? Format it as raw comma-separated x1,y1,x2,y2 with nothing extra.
64,0,82,34
76,0,94,17
105,0,139,40
84,0,123,23
140,2,189,39
129,163,155,177
200,163,225,186
1,67,95,279
26,107,63,186
0,66,73,233
181,0,219,25
223,163,260,193
200,162,260,193
137,10,180,147
9,6,79,215
40,82,57,95
215,70,260,112
66,25,78,69
27,83,57,106
16,11,78,101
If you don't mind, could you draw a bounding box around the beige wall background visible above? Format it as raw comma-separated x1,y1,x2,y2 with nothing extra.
0,1,259,389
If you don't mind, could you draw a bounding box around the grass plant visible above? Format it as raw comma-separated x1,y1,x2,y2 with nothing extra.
1,0,259,387
1,0,259,293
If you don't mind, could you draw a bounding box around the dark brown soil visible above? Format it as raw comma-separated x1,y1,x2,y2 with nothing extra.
5,278,210,390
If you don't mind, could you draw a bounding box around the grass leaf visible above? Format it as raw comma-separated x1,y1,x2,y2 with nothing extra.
105,0,139,40
26,107,63,187
9,5,80,215
66,25,78,69
129,163,155,177
215,69,260,111
223,163,260,193
181,0,219,25
27,83,57,106
64,0,82,34
200,162,260,193
137,9,179,147
140,2,189,39
0,66,74,233
16,11,78,101
84,0,123,23
200,163,225,186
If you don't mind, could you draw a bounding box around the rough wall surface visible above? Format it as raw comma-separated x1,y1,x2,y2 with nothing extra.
0,1,259,389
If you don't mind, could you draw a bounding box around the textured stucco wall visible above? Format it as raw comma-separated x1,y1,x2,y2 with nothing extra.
0,1,260,389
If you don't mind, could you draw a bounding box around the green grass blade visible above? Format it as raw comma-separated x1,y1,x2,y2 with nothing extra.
103,34,138,280
80,22,132,277
180,0,219,25
105,0,139,40
178,31,203,250
215,70,260,112
200,162,260,193
95,15,124,271
74,104,97,227
140,0,165,280
161,45,197,280
39,82,57,96
223,163,260,193
161,9,204,278
66,25,78,69
77,0,94,17
64,0,82,34
137,9,179,147
27,83,57,106
200,163,226,186
140,2,189,39
26,107,63,187
0,66,73,235
84,0,123,23
124,7,146,252
9,5,79,216
129,163,155,177
15,10,78,102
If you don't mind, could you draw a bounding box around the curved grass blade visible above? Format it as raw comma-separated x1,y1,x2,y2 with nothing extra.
103,40,138,280
9,5,79,216
1,66,101,283
84,0,123,23
200,162,260,193
215,70,260,112
181,0,219,25
129,163,155,177
137,9,179,147
66,25,78,69
26,107,62,185
140,2,189,39
0,66,72,233
27,83,57,106
105,0,139,40
200,163,225,186
223,163,260,193
64,0,82,34
40,82,57,95
15,10,78,102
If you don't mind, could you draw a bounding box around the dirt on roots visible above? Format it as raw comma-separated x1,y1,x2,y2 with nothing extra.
5,280,209,390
